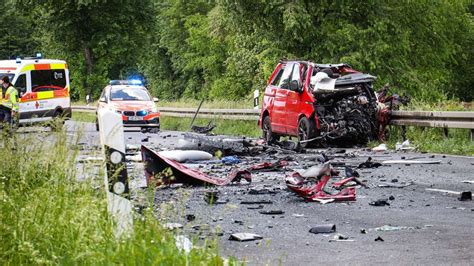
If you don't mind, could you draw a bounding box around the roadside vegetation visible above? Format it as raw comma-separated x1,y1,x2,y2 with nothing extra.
386,127,474,156
2,1,472,103
0,131,227,264
71,111,95,123
162,116,261,138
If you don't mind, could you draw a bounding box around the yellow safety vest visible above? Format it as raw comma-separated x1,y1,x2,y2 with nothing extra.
3,86,19,111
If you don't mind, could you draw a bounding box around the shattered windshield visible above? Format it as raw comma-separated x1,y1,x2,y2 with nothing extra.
110,87,151,101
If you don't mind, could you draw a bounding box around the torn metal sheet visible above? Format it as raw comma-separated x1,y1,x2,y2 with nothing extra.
141,145,251,186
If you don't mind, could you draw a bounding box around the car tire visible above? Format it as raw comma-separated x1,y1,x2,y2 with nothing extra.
262,116,278,144
95,118,99,131
298,116,310,147
50,110,64,131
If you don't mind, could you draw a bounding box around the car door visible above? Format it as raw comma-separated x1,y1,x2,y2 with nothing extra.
286,63,304,134
14,73,32,119
271,63,295,133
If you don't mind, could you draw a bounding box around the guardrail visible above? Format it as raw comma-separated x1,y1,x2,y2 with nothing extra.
72,106,474,140
390,110,474,141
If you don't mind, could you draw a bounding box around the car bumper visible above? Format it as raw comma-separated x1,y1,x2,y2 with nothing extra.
122,116,160,128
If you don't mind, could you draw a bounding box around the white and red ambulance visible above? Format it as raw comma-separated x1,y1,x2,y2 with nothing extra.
0,54,71,124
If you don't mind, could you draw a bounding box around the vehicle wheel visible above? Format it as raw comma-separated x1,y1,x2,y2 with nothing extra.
262,116,278,144
297,116,310,147
50,111,64,132
95,118,99,131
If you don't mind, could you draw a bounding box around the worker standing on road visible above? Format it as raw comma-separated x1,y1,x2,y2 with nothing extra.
0,76,19,127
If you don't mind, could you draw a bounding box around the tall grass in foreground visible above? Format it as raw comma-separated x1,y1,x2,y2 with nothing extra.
0,130,226,265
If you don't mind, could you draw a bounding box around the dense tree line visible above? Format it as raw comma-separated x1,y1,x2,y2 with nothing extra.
1,0,473,101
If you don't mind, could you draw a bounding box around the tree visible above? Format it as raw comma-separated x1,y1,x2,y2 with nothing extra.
15,0,153,99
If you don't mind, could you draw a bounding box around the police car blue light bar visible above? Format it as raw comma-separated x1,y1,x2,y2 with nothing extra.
109,80,143,85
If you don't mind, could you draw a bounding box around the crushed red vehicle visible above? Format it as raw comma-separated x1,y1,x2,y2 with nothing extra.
259,60,380,147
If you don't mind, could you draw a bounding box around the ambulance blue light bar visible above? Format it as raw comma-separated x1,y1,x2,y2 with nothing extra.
109,80,143,86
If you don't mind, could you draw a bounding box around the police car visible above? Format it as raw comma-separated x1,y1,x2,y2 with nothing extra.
96,80,160,132
0,53,71,124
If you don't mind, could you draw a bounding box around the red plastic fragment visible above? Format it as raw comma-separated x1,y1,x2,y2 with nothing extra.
249,160,288,171
286,172,356,202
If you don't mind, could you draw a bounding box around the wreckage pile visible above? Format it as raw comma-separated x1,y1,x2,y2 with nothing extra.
139,134,370,203
313,83,379,146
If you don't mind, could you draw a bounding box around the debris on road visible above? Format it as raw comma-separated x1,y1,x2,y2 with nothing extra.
369,199,390,206
286,163,357,202
372,143,387,152
164,223,183,230
461,180,474,184
426,188,472,201
378,182,412,188
329,233,354,242
142,145,251,186
259,210,284,215
191,121,216,134
249,160,289,172
314,198,336,204
395,139,415,151
375,225,415,232
382,160,441,165
374,236,384,242
229,233,263,242
158,150,213,163
358,157,382,168
175,235,193,254
241,200,273,205
221,155,241,165
309,224,337,234
458,192,472,201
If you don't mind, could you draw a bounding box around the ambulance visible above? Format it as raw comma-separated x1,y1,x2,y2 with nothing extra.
0,54,71,124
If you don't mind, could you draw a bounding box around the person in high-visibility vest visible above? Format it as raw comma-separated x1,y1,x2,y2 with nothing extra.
0,76,19,126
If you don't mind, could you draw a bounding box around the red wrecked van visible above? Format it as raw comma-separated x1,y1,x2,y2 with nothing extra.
259,60,379,147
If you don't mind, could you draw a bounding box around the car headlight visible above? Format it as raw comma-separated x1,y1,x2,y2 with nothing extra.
149,106,158,113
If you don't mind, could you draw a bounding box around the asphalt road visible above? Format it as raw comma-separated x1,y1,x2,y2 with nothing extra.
64,121,474,265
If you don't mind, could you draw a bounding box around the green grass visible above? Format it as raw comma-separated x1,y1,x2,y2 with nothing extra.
0,130,229,265
161,116,261,137
72,111,96,123
402,99,473,111
384,127,474,156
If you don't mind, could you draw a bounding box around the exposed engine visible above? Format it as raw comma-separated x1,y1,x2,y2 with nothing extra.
312,81,379,147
